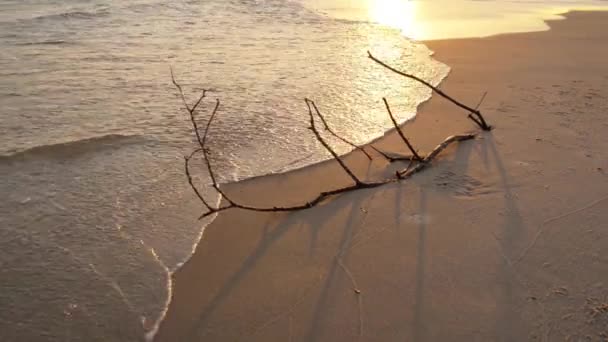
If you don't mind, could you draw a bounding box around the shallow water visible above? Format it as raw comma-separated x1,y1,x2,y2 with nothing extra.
1,0,607,340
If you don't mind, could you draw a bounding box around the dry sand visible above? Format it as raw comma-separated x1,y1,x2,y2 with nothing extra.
155,11,608,342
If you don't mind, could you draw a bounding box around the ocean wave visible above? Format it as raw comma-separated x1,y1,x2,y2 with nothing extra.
31,10,110,22
0,134,145,162
15,40,71,46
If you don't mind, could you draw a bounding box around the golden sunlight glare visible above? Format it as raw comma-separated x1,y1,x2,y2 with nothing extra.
368,0,422,39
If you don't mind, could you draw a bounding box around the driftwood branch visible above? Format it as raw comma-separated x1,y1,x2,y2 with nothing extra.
172,66,481,219
367,51,492,131
306,99,373,160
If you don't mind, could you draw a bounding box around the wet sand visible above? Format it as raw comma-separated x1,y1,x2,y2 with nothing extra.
154,11,608,342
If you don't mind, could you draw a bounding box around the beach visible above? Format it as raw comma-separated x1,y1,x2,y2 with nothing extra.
1,1,445,339
154,11,608,342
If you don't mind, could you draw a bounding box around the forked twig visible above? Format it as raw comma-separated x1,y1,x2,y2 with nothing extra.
307,99,373,160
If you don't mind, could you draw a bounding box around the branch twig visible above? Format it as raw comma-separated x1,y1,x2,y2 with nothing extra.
307,99,373,160
368,51,492,131
306,100,364,186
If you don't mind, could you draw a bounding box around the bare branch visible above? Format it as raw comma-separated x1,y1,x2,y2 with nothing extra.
368,51,492,131
468,114,484,128
184,149,214,211
306,99,372,160
382,98,422,161
172,72,479,221
396,157,417,180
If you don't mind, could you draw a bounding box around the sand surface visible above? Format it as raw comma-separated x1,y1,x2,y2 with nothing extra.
154,11,608,342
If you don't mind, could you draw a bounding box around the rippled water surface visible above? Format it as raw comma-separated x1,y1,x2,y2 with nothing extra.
2,0,607,341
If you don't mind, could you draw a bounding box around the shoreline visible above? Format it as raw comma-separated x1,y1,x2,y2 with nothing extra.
198,8,608,187
153,11,608,341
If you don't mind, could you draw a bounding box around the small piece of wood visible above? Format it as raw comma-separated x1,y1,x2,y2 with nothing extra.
398,134,476,178
382,98,422,161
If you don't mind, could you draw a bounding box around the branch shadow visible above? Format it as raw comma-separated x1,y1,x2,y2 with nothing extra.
185,212,288,340
406,135,476,341
483,135,523,342
412,187,428,342
432,132,522,340
304,162,377,342
184,153,377,341
303,199,361,342
307,157,374,258
175,135,484,341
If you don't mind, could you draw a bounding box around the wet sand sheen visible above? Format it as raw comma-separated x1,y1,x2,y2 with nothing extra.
154,11,608,342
